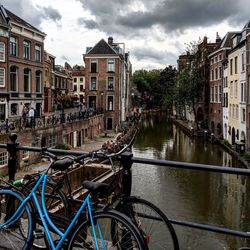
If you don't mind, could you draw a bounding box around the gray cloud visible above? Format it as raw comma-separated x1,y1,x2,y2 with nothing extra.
77,0,248,35
132,47,177,66
38,5,62,22
77,18,99,30
1,0,61,29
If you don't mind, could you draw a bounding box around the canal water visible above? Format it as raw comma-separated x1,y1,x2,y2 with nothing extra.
131,112,250,250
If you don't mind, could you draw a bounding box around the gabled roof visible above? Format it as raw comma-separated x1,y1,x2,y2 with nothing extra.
3,6,43,34
86,39,117,55
0,6,9,28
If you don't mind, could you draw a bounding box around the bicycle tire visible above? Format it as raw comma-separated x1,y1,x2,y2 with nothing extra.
115,196,179,250
68,210,146,249
23,179,69,249
0,188,34,250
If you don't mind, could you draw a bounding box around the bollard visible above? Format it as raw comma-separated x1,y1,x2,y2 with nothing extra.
6,133,19,182
120,150,133,197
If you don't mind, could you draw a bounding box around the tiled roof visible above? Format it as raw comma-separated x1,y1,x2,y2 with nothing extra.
87,39,117,55
4,6,43,34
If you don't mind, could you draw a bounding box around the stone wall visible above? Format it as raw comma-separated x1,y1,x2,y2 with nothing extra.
0,114,104,175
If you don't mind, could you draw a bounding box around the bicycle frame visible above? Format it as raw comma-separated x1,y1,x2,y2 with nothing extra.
1,173,106,250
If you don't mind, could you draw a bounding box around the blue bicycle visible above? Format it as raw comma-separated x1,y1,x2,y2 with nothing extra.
0,154,146,249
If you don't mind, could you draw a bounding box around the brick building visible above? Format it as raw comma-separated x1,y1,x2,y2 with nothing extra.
0,6,9,121
44,51,55,112
4,6,46,118
208,32,236,138
83,37,132,130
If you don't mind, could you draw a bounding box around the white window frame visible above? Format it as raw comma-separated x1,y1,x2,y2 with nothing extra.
0,151,8,167
90,59,98,73
107,59,115,72
24,68,31,92
90,76,97,91
0,68,5,87
35,44,42,62
10,66,18,92
23,40,31,60
0,42,5,62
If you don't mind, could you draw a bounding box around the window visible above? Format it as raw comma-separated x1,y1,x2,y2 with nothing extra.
74,78,77,83
230,59,233,75
225,93,228,107
242,53,245,71
107,77,114,90
10,36,17,56
219,85,222,103
236,105,239,119
107,96,114,111
219,54,222,61
235,80,237,98
0,68,5,87
23,40,31,59
10,66,18,91
242,108,246,122
230,81,233,97
90,77,97,90
0,42,5,61
24,68,31,92
35,71,42,92
235,56,238,74
210,86,214,102
90,59,97,73
214,56,218,63
80,78,83,83
211,69,214,80
73,85,77,91
80,85,84,91
215,86,218,102
225,77,228,87
35,44,41,62
107,59,115,72
211,58,214,64
48,135,56,148
215,68,218,79
10,103,18,116
0,151,8,167
219,67,222,79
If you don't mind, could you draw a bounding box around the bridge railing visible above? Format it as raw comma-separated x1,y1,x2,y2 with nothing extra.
0,108,103,134
1,133,250,241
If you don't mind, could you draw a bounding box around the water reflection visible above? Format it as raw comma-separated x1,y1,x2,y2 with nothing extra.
131,113,250,250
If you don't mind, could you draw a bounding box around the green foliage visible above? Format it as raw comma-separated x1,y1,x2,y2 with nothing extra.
132,66,177,109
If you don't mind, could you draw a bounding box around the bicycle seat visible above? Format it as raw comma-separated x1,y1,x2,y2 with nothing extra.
51,158,73,171
83,180,109,197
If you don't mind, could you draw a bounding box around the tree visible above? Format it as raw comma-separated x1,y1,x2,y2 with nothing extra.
174,41,205,129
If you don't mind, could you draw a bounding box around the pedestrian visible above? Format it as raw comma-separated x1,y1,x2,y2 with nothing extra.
28,107,35,128
22,105,28,127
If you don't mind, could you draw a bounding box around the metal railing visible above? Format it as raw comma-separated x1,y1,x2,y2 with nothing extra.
0,108,103,134
1,133,250,242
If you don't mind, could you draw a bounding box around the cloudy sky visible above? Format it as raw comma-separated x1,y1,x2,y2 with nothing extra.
1,0,249,71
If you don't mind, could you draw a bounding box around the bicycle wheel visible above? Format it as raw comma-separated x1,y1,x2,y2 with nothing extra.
115,196,179,250
0,188,34,250
23,179,69,249
68,210,146,249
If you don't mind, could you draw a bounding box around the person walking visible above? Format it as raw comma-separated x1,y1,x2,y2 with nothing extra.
28,107,35,128
22,105,28,127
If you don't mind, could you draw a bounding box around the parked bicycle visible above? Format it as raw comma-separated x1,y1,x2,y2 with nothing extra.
20,146,179,249
0,151,147,250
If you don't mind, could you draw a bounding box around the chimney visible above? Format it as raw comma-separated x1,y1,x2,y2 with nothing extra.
108,37,113,45
216,32,221,43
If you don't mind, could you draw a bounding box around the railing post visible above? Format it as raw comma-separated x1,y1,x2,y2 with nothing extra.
6,133,19,182
120,151,133,196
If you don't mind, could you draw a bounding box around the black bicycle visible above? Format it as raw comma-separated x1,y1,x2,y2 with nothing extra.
21,147,179,249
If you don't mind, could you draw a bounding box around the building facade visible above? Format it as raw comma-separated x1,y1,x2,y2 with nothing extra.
72,65,85,104
83,37,132,130
0,6,9,121
5,7,46,118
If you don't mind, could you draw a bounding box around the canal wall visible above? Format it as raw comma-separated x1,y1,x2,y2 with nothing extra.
172,117,250,168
